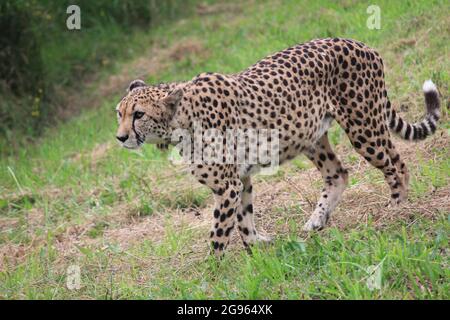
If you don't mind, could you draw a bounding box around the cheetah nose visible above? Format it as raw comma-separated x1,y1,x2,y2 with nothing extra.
116,134,129,143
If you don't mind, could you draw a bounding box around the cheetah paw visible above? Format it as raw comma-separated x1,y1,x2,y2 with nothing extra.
256,234,272,242
302,216,327,231
248,234,273,248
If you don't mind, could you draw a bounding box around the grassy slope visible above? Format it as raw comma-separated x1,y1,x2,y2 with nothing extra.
0,0,449,299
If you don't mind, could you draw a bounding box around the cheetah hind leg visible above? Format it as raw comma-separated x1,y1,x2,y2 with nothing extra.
302,133,348,231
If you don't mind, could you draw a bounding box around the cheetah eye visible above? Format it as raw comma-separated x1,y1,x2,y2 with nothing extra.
134,111,145,119
117,110,122,118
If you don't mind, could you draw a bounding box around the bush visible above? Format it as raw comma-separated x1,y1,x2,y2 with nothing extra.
0,1,44,95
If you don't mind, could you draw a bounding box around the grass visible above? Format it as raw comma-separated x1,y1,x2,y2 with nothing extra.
0,0,449,299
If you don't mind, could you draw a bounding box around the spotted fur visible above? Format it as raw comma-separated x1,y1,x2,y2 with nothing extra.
116,38,440,256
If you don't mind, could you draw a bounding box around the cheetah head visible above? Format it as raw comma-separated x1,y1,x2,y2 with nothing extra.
115,79,183,150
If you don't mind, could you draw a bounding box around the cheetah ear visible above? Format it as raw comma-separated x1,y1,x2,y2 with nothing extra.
127,79,146,92
161,88,183,117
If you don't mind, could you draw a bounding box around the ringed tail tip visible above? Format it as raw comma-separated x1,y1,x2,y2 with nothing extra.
423,79,437,93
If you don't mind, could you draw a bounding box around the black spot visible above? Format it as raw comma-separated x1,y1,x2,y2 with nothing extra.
355,111,364,118
357,135,367,144
225,225,234,236
391,154,400,164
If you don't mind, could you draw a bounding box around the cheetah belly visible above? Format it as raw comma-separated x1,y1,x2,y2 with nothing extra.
237,115,334,178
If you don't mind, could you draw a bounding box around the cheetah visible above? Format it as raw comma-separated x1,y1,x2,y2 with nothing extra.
115,38,440,256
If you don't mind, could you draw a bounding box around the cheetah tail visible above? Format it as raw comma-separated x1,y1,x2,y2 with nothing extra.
387,80,440,141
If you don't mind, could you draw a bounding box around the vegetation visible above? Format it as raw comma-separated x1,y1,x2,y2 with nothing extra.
0,0,448,299
0,0,199,147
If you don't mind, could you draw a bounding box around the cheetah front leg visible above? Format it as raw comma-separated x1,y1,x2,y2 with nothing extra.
237,176,272,248
191,164,243,256
208,185,241,256
303,133,348,231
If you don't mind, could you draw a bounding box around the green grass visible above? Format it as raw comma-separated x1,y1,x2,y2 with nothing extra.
0,0,449,299
409,151,450,199
1,215,448,299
